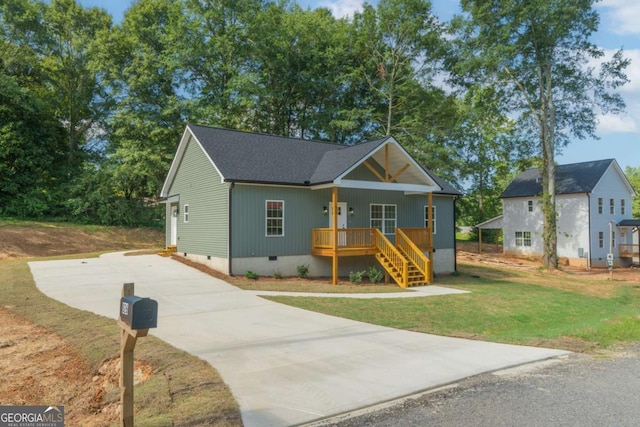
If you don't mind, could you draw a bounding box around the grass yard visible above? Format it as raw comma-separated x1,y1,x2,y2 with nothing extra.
266,261,640,352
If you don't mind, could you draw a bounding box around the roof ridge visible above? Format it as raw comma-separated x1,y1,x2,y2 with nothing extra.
187,123,347,148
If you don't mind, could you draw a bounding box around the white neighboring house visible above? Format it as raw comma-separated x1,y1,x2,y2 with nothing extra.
497,159,638,268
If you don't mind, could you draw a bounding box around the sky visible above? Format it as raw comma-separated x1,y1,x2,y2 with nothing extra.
78,0,640,172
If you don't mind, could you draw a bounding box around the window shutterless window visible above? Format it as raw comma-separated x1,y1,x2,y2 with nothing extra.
528,200,533,212
599,231,604,248
424,206,436,234
515,231,523,246
621,199,625,215
598,198,603,214
266,200,284,236
370,204,396,235
515,231,531,247
610,198,615,214
183,204,189,223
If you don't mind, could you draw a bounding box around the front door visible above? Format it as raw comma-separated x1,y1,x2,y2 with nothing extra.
329,202,347,246
170,205,178,245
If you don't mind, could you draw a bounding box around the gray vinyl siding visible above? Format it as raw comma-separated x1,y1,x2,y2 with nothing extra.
167,136,229,257
231,185,328,257
231,185,455,257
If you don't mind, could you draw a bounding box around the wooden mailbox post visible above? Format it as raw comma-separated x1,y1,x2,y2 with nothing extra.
118,283,158,427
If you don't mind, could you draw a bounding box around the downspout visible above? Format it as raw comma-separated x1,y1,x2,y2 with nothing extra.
587,193,591,270
228,182,234,276
453,195,458,273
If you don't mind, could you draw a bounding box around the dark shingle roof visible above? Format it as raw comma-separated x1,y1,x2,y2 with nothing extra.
500,159,615,199
187,125,458,194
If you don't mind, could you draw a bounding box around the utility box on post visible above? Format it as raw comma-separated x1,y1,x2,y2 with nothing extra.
120,296,158,330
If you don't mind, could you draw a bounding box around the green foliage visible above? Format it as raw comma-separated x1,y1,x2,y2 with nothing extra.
296,264,309,279
245,271,259,280
273,270,283,279
625,166,640,219
349,270,365,284
367,266,384,284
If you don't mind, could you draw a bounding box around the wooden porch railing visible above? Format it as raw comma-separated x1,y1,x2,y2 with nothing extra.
396,229,429,282
619,244,639,258
312,228,375,249
399,227,433,250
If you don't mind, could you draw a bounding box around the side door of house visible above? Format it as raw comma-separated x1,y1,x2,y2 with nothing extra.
171,205,178,245
329,202,348,246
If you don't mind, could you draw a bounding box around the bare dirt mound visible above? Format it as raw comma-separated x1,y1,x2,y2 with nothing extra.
0,222,162,423
0,223,163,260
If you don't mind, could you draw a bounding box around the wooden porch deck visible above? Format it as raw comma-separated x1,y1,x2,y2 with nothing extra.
311,227,433,287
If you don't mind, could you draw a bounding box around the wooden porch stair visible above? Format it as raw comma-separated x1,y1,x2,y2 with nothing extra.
373,228,430,288
157,245,177,257
375,251,426,287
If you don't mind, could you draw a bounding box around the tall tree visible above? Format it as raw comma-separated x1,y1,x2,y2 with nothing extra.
0,0,68,216
41,0,111,169
454,0,629,268
96,0,186,200
454,86,535,227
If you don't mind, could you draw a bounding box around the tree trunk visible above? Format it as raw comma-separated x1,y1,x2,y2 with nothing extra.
540,62,558,269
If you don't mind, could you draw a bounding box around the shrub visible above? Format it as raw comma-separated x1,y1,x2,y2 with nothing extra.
367,266,384,284
349,270,364,284
297,264,309,278
245,270,259,280
273,270,283,279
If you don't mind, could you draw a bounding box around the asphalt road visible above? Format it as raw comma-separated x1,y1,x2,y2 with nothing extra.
313,344,640,427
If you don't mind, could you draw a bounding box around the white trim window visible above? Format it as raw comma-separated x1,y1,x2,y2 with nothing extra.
424,205,436,234
515,231,531,247
621,199,625,215
266,200,284,237
610,198,615,215
598,197,603,214
371,204,396,235
528,200,533,212
183,204,189,223
599,231,604,248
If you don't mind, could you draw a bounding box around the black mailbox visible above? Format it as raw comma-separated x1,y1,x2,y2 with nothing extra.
120,296,158,329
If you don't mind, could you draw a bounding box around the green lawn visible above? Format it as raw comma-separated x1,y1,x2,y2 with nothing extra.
265,265,640,352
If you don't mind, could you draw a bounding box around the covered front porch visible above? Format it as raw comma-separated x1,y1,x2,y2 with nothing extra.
311,227,434,288
309,181,436,287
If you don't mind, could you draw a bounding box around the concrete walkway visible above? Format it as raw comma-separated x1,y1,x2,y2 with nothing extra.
29,253,568,427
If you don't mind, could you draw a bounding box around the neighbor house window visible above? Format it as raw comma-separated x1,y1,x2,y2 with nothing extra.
183,204,189,223
612,231,616,248
599,231,604,248
621,199,625,215
528,200,533,212
598,198,603,214
424,206,437,234
610,198,615,214
266,200,284,236
371,204,396,235
515,231,531,247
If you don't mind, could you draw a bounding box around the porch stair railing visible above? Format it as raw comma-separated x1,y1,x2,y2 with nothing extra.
373,229,430,288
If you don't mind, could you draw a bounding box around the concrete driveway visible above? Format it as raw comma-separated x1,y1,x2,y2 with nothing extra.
29,252,568,427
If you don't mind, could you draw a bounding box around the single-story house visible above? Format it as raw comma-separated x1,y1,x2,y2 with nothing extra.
492,159,638,267
160,125,461,286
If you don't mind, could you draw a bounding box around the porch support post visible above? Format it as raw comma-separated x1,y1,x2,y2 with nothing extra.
428,192,434,283
332,186,338,285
